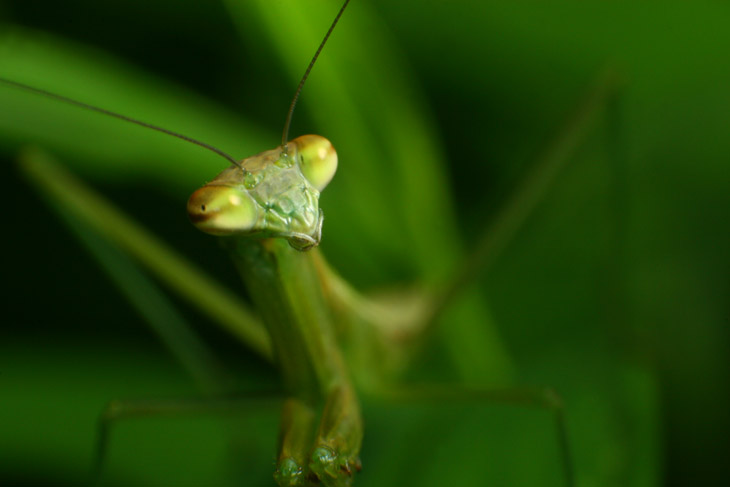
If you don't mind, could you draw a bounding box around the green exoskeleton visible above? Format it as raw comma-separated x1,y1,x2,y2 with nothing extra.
189,133,363,485
0,0,626,485
188,135,336,249
185,2,365,481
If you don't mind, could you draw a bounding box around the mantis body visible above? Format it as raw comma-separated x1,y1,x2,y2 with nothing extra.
189,132,364,485
0,1,640,486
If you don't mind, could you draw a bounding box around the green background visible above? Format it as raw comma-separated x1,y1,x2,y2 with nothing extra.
1,1,728,486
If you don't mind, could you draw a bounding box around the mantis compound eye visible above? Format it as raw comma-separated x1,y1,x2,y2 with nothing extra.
187,185,258,236
293,134,338,192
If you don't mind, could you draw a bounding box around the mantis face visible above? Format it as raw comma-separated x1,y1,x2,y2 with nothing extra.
188,134,337,250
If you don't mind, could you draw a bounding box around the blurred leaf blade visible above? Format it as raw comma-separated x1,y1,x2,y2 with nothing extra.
18,147,272,361
0,25,273,193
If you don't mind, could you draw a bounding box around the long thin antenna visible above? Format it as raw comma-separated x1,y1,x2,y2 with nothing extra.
281,0,351,149
0,77,244,170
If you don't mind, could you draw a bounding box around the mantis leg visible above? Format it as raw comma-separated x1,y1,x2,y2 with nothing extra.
316,68,625,367
92,392,281,485
58,205,236,395
428,68,624,325
273,386,362,487
378,385,573,487
362,71,622,487
18,148,273,363
275,398,316,486
18,149,287,483
309,384,363,485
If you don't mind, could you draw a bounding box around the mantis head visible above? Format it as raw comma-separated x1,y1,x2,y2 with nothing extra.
187,134,337,250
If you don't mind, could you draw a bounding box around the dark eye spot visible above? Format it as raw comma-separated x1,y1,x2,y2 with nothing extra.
201,205,206,211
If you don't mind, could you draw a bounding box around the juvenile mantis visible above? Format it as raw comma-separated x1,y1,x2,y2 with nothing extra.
0,0,652,487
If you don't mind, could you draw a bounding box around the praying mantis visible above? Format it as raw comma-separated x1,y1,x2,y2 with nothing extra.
0,1,662,486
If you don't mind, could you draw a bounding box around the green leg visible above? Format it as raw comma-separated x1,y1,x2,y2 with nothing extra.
315,69,625,373
428,68,623,324
309,384,363,486
228,239,365,487
91,392,281,486
272,387,362,487
370,70,629,487
379,385,574,487
18,148,273,362
275,398,316,487
271,386,362,487
61,210,236,395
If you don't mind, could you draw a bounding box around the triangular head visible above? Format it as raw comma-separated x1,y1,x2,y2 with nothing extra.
188,135,337,250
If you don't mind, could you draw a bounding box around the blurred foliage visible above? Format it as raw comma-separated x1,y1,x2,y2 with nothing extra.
0,1,728,486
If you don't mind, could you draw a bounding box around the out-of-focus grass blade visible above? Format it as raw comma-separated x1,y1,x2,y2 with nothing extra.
0,26,273,193
18,147,273,362
60,203,236,395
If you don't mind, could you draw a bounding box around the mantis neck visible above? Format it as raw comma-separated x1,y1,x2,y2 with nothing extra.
227,237,346,404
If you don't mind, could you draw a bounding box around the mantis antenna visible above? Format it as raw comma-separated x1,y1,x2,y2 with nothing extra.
0,77,244,170
281,0,351,150
0,0,351,166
